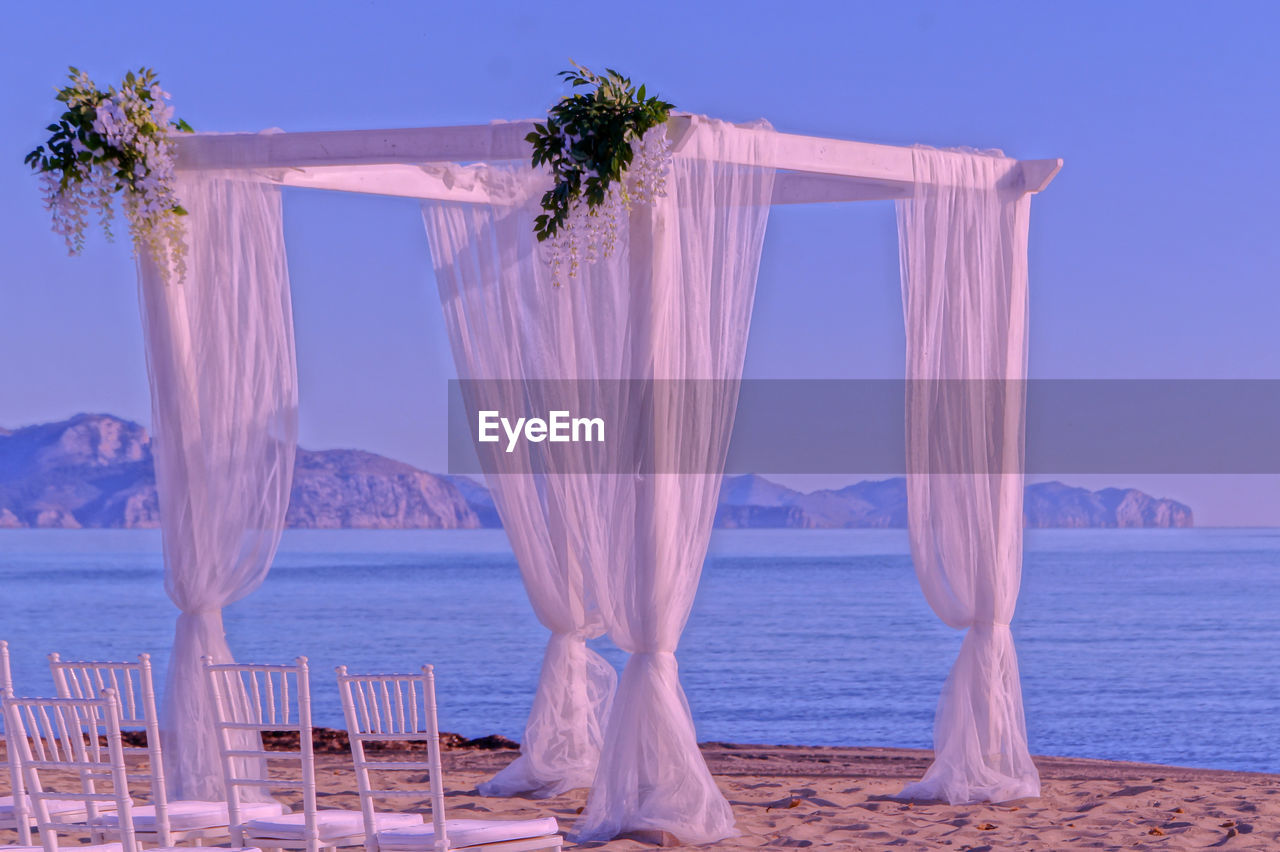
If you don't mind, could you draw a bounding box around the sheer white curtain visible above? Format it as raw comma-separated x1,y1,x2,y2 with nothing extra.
571,118,776,845
422,166,620,798
896,147,1040,804
138,171,297,801
421,118,774,842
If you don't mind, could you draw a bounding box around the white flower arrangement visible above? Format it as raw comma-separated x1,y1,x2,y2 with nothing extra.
528,63,675,285
26,67,192,284
543,125,672,282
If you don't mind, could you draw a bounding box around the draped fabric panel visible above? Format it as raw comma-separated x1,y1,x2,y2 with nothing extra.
896,147,1040,804
422,166,620,798
137,172,298,801
571,119,776,845
422,117,774,843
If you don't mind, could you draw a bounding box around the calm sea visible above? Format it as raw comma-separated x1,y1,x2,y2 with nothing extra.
2,529,1277,773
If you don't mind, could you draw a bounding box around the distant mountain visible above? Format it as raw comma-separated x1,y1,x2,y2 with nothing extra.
0,414,155,529
715,502,811,529
0,414,1192,530
441,475,501,528
795,478,910,528
1023,480,1194,529
718,473,802,508
0,414,477,530
717,474,1191,529
715,474,909,528
287,448,476,529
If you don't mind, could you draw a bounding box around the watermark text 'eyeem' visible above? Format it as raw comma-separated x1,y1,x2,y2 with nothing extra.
477,410,606,453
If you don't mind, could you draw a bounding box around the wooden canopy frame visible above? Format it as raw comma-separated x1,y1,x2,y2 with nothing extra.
146,112,1062,837
173,115,1062,204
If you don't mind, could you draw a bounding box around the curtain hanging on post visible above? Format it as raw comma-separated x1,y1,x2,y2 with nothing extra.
421,167,620,798
896,147,1040,804
420,117,775,841
570,118,776,845
137,172,298,801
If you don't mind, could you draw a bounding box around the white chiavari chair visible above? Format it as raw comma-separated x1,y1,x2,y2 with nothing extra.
1,689,263,852
0,641,33,846
337,666,561,852
50,652,285,846
1,643,111,845
204,658,421,852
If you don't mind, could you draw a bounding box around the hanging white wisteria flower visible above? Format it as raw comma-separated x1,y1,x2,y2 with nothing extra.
25,67,193,284
527,63,674,284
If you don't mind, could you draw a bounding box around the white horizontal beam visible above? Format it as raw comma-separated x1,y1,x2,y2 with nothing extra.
272,162,913,206
175,117,1061,203
1019,158,1063,194
772,172,911,204
175,123,537,171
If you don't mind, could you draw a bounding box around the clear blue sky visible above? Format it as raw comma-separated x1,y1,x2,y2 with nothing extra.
1,1,1276,524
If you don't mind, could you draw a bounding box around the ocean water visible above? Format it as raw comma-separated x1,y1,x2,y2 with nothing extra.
1,528,1277,773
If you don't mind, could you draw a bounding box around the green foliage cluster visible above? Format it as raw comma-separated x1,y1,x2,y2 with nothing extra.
24,66,192,205
527,62,674,241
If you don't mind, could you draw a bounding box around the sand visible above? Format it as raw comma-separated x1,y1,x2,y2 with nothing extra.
5,742,1279,850
428,744,1280,850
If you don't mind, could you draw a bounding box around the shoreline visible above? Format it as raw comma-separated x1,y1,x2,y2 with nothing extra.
5,741,1275,849
422,744,1280,849
338,743,1280,849
17,527,1280,532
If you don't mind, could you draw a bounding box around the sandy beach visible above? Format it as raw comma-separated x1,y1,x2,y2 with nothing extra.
5,738,1278,851
434,744,1280,850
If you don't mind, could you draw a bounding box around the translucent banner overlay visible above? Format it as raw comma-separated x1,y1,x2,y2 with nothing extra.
447,379,1280,475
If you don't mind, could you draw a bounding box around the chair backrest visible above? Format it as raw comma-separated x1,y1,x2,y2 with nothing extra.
0,640,11,695
204,657,315,848
1,690,140,852
1,640,34,846
48,653,172,846
336,666,447,852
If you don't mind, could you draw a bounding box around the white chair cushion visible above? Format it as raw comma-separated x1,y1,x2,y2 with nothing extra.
1,846,121,852
377,817,561,850
92,799,286,832
245,809,422,841
0,795,115,818
149,848,262,852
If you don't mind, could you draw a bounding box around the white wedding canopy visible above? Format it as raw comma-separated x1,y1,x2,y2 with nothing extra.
141,114,1060,844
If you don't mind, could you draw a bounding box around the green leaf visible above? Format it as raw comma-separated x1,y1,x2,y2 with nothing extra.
531,61,675,271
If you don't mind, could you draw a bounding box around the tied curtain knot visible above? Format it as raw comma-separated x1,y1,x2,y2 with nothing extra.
141,173,297,802
621,650,681,682
897,145,1039,804
176,608,227,645
425,116,776,844
627,649,678,661
571,647,735,845
477,627,617,799
549,629,592,644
